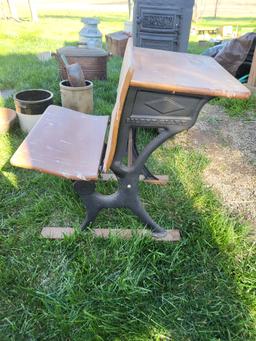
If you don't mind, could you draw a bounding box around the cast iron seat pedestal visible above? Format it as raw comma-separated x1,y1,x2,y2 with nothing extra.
10,38,250,239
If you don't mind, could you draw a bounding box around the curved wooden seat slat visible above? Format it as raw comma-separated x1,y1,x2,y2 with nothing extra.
10,105,108,180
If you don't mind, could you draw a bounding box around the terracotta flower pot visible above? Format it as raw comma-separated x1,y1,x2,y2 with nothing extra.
0,108,16,133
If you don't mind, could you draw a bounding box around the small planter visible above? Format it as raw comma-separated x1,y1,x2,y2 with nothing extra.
59,80,93,114
14,89,53,133
106,31,130,57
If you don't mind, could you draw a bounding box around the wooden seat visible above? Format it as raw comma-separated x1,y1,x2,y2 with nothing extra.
10,105,108,180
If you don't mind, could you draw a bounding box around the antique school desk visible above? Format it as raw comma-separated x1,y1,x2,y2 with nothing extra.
11,39,250,240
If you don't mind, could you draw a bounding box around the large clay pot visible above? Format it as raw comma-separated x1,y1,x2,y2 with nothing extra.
60,80,93,114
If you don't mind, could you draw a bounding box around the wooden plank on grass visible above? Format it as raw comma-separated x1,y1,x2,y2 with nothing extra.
94,228,181,241
101,173,169,185
41,227,180,242
41,227,74,239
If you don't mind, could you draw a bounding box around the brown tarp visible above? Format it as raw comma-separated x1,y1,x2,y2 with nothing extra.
215,32,256,76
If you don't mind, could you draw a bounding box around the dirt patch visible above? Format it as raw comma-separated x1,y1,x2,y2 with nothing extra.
173,104,256,238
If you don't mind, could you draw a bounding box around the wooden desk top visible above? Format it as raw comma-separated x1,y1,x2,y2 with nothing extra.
131,47,251,99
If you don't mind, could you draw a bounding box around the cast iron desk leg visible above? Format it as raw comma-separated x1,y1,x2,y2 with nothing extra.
74,129,176,237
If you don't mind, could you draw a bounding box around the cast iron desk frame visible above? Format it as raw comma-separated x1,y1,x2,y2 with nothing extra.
74,86,211,237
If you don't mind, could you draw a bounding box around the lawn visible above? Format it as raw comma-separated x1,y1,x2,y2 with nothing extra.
0,11,256,341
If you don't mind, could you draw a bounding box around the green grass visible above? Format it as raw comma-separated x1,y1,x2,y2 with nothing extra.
0,13,256,340
213,95,256,118
194,17,256,34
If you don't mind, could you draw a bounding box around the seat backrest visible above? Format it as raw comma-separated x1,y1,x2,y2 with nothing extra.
103,38,134,172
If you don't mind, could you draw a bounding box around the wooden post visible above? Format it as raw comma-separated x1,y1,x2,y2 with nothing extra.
28,0,38,22
214,0,220,18
128,0,131,20
0,0,7,19
248,47,256,88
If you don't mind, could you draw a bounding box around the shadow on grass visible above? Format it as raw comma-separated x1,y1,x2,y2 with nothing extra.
72,139,254,340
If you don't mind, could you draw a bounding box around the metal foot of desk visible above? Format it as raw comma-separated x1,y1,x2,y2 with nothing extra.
73,178,166,235
74,129,176,235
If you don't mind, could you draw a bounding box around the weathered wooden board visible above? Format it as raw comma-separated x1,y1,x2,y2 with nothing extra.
10,105,108,180
41,227,181,242
101,173,169,185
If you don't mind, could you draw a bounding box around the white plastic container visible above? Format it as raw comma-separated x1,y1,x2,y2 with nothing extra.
17,112,42,133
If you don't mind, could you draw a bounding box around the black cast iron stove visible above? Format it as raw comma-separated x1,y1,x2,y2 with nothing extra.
133,0,194,51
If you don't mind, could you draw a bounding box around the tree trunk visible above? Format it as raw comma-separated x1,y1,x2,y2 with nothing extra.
128,0,132,21
214,0,220,18
193,0,205,22
28,0,38,22
0,0,7,19
7,0,19,20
